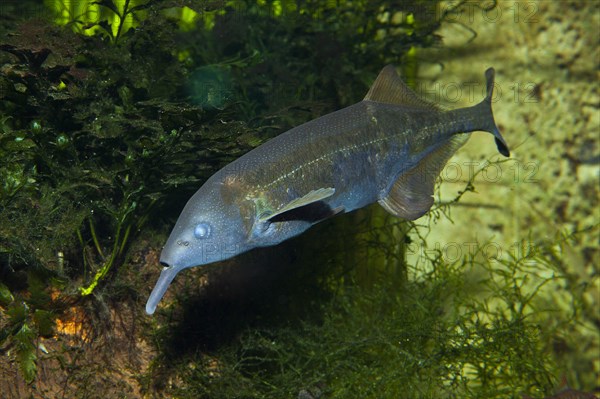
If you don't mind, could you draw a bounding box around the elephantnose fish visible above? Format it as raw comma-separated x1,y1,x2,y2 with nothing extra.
146,65,510,314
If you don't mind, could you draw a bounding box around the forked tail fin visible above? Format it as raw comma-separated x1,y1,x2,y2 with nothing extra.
481,68,510,157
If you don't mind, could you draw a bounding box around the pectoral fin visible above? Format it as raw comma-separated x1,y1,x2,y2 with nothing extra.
378,134,469,220
259,187,336,223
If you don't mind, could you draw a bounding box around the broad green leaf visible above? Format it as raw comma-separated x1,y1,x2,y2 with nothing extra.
15,323,37,383
92,0,120,16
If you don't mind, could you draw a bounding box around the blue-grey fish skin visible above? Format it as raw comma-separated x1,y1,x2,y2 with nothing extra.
146,66,510,314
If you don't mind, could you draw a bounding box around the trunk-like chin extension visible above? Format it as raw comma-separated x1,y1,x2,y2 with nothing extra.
145,265,179,315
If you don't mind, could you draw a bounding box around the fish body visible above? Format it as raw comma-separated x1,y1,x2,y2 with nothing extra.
146,66,510,314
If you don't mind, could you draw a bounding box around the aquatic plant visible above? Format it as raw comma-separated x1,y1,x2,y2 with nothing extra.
0,6,215,383
153,220,587,398
0,277,56,383
44,0,149,43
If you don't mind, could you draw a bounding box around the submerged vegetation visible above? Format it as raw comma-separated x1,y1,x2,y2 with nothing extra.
0,0,597,397
146,213,597,398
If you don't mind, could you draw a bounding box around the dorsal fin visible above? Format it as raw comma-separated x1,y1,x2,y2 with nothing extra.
364,65,439,111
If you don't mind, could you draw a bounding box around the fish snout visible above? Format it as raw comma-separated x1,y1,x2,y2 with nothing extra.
145,263,180,315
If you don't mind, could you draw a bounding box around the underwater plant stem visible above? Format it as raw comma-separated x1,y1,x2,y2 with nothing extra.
76,227,89,278
79,197,138,296
118,224,131,256
79,223,122,296
114,0,131,43
80,204,132,296
88,217,104,258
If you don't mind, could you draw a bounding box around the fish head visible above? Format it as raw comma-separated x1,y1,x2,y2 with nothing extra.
146,178,250,315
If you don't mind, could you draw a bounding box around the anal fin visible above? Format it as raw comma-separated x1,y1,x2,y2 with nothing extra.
378,134,469,220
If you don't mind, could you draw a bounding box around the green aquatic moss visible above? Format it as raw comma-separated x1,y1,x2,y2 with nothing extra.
155,219,582,399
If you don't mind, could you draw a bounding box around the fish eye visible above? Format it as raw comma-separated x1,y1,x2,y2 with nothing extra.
194,222,211,239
